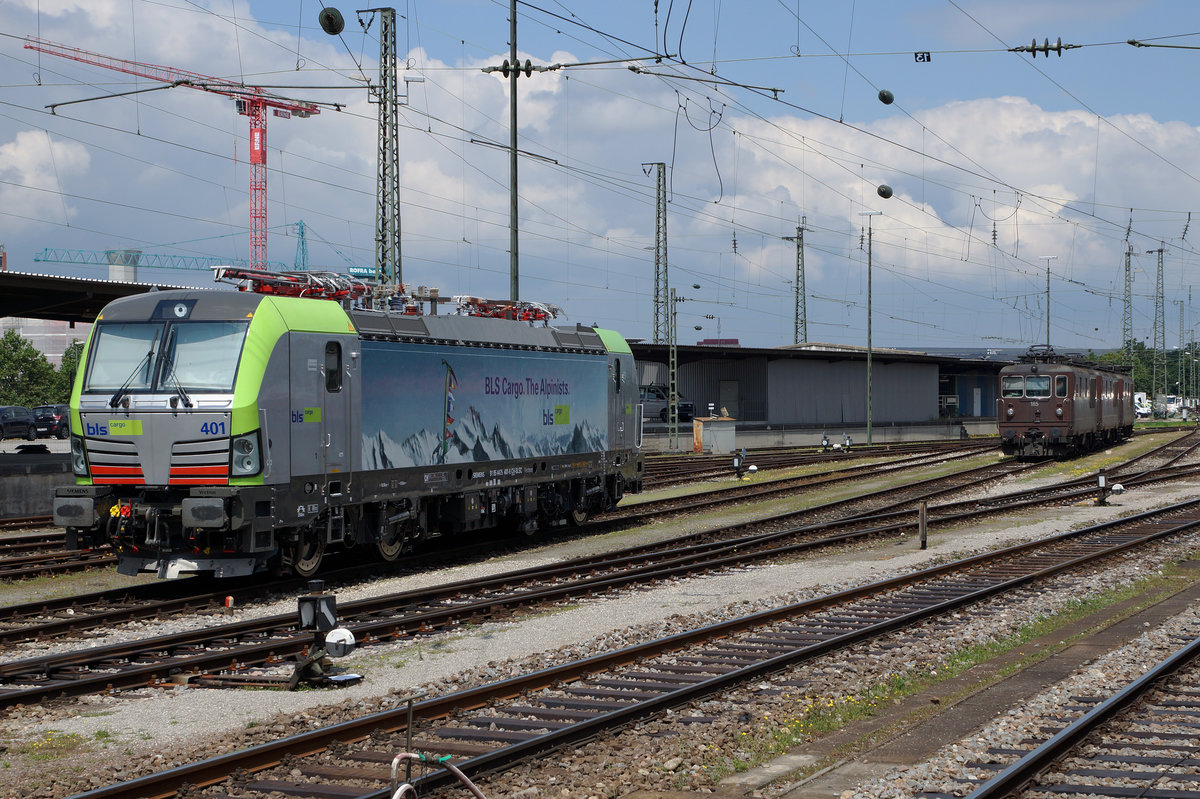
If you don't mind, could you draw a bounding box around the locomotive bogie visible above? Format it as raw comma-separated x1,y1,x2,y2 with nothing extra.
55,287,644,578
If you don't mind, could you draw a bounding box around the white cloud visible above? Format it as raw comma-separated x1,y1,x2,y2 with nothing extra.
0,130,90,232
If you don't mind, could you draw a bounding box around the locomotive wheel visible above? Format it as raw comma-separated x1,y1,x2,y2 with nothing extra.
290,530,325,577
568,507,589,527
376,527,406,562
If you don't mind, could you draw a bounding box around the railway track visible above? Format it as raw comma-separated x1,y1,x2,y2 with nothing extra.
642,439,984,486
950,634,1200,799
50,494,1200,799
3,434,1196,708
0,527,66,555
0,442,990,582
0,514,54,532
0,441,1002,642
0,547,116,580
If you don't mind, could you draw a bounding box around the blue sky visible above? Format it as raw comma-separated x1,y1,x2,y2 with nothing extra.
3,1,1200,351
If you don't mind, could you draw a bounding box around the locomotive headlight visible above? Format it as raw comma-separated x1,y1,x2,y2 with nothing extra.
231,431,261,477
1006,406,1014,418
70,435,89,476
1055,406,1063,417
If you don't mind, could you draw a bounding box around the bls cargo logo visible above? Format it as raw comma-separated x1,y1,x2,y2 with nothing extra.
542,405,570,425
84,419,143,436
291,407,322,423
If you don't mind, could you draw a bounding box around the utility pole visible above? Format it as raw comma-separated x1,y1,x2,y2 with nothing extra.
1039,255,1057,349
481,0,550,300
782,216,807,344
1150,244,1166,402
1123,244,1133,378
508,0,519,300
1179,300,1186,397
371,8,400,285
860,212,881,445
646,162,669,344
668,288,681,450
320,7,402,286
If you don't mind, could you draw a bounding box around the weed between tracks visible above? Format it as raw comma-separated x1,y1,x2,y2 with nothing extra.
698,558,1192,785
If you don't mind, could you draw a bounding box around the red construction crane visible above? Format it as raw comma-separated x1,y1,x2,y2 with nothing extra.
26,36,321,270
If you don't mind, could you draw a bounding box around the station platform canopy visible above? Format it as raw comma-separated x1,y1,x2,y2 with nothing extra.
0,271,203,324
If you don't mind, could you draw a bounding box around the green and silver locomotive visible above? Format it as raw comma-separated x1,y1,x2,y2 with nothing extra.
54,269,644,578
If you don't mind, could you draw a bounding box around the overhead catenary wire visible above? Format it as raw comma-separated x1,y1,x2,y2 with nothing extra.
6,4,1198,347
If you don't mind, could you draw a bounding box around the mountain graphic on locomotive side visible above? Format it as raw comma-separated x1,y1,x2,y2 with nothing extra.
997,345,1133,459
53,269,644,578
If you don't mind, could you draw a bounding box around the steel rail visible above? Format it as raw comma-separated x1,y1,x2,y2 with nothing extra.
0,447,1009,645
963,634,1200,799
63,497,1200,799
1,446,1193,705
0,461,1068,699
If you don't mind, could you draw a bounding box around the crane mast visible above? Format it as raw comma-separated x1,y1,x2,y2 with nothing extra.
25,37,321,270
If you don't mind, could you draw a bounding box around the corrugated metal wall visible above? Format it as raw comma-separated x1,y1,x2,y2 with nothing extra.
766,359,938,424
635,350,990,425
677,357,770,420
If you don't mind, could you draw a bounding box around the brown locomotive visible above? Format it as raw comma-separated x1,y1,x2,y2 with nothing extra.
997,346,1133,459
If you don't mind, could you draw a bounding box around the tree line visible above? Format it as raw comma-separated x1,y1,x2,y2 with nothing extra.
0,330,83,407
1091,340,1198,397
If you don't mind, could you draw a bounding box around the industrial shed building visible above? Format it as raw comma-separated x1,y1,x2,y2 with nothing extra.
630,341,1005,428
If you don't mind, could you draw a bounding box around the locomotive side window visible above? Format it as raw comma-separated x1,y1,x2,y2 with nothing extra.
1025,375,1051,398
325,342,342,392
1001,376,1024,398
1054,375,1068,397
1089,377,1097,407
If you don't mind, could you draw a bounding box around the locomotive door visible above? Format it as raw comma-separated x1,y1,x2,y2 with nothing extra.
289,336,352,488
320,339,352,491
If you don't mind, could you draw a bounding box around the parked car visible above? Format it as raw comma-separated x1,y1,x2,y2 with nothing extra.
33,404,70,439
0,405,37,440
639,384,695,422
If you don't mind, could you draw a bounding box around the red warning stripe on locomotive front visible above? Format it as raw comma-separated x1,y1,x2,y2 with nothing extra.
170,465,229,476
91,464,146,485
169,465,230,485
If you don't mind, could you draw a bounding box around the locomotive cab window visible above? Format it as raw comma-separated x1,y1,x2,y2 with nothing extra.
1001,376,1024,398
1054,375,1068,398
325,342,342,392
83,320,248,395
1025,375,1051,398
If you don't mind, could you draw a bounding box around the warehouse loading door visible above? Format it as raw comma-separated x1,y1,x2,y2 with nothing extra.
719,380,739,418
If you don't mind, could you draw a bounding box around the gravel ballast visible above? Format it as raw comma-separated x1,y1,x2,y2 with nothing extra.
2,446,1199,798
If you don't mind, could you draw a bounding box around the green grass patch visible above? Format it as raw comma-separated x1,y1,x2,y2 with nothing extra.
15,731,89,762
699,560,1192,784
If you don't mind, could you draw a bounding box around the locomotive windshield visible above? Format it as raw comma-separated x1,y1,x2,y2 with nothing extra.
83,320,249,395
1001,376,1024,398
1024,375,1051,398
